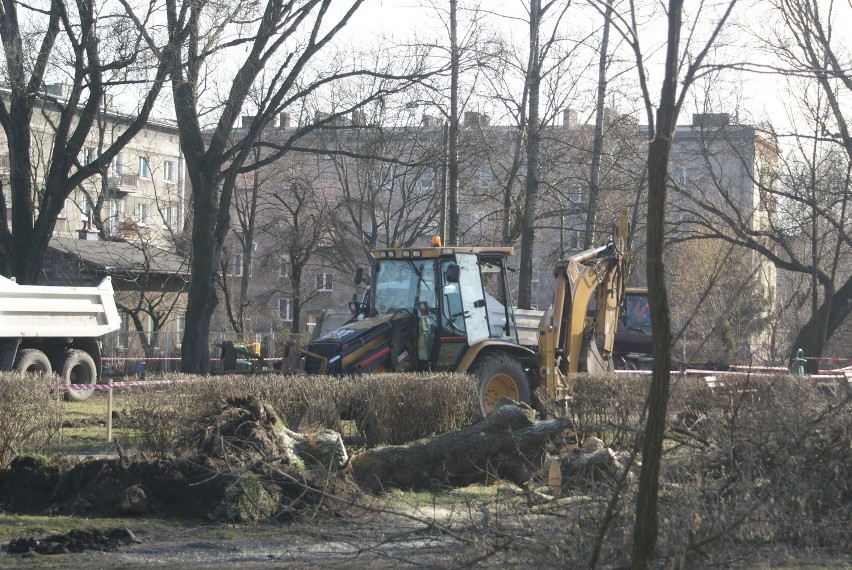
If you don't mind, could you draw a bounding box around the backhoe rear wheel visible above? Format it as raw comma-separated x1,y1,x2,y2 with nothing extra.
473,354,530,415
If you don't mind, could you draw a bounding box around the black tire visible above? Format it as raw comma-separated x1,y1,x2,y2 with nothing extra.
473,353,531,415
13,349,53,377
57,349,97,402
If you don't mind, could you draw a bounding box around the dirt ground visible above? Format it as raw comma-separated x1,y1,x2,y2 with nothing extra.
0,510,480,569
0,396,496,568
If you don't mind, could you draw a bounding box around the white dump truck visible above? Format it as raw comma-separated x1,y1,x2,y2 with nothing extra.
0,275,121,401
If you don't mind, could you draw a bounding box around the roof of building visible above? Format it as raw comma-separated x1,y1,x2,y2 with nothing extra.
48,237,190,277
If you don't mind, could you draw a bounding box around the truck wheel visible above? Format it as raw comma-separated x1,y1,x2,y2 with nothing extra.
473,354,531,415
58,350,97,402
13,349,53,377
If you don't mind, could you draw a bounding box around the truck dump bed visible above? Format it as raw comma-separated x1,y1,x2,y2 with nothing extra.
0,276,121,338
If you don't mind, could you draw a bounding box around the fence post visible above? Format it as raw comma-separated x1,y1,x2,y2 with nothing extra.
107,377,113,442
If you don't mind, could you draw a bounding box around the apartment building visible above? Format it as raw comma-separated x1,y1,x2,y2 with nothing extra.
667,113,779,360
0,84,186,247
213,108,647,338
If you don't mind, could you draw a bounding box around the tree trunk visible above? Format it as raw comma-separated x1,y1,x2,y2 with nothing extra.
585,0,613,249
789,277,852,372
447,0,459,246
290,264,303,335
350,401,572,493
518,0,541,310
181,172,221,373
631,1,681,567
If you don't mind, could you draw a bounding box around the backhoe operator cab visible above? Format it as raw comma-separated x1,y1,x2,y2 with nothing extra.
302,245,539,411
612,287,652,369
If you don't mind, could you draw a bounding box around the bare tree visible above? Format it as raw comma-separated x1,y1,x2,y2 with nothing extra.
584,0,614,249
0,0,169,283
314,112,443,257
217,149,270,335
722,0,852,369
270,173,340,335
50,238,188,358
126,0,428,372
406,1,504,245
476,0,595,308
607,0,740,565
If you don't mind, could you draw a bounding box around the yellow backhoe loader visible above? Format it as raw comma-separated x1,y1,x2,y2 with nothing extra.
290,210,631,414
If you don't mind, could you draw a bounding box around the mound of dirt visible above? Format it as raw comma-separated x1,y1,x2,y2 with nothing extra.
5,527,140,555
0,453,228,518
0,397,360,522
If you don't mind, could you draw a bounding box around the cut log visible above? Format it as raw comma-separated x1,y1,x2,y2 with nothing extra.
350,399,574,492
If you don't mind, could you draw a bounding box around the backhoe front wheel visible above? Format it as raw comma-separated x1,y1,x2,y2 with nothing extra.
473,354,531,415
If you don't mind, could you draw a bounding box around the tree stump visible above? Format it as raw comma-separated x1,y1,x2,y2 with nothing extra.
350,399,574,492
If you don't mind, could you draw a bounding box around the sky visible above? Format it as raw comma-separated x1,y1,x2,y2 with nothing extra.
117,0,851,136
344,0,852,133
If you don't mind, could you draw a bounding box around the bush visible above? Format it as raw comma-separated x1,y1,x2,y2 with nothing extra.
477,372,850,567
569,373,650,447
0,372,63,466
347,373,478,446
651,373,851,564
128,372,479,453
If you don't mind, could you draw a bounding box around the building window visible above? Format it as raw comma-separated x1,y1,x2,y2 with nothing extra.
316,272,333,292
111,199,125,220
278,298,293,321
568,230,581,250
306,310,321,333
57,199,67,219
117,312,130,348
109,199,125,234
163,160,176,183
81,196,92,221
162,204,178,229
371,166,395,189
135,202,150,226
229,254,244,277
138,156,151,179
278,259,289,278
568,183,585,204
175,315,186,348
82,146,97,165
472,166,493,187
113,152,125,174
420,169,434,189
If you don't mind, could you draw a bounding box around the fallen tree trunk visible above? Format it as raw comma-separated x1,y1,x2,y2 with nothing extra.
350,400,574,492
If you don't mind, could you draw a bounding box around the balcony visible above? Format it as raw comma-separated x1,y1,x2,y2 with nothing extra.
107,173,139,194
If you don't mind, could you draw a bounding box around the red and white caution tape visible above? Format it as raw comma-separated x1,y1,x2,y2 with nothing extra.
55,376,201,392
